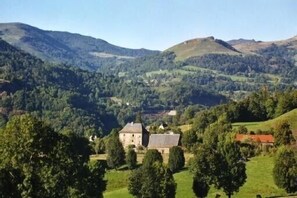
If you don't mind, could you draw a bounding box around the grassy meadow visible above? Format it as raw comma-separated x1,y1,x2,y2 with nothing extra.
233,109,297,135
101,109,297,198
102,155,291,198
178,108,297,135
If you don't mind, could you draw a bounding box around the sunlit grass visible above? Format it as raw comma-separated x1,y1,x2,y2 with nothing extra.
103,155,290,198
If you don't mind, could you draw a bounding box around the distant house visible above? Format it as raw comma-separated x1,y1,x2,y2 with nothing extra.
148,134,180,154
159,123,168,130
235,134,274,146
119,122,149,148
167,110,177,116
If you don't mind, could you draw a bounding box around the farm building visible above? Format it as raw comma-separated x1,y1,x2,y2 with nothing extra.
119,122,149,148
235,134,274,146
148,133,180,154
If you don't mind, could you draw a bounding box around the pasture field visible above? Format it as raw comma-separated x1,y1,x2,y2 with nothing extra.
103,155,290,198
233,109,297,135
178,109,297,136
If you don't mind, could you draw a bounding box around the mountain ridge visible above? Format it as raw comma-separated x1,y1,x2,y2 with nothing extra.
229,35,297,54
0,22,160,71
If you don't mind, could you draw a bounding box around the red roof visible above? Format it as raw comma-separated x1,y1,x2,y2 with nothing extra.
235,134,274,143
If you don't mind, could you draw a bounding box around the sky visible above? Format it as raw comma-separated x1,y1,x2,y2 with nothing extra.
1,0,297,50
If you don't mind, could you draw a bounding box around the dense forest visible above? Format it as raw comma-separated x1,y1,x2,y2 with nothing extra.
0,39,226,136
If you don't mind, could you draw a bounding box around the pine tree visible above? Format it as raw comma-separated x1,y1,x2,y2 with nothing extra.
192,177,209,198
126,149,137,169
106,133,125,169
168,146,185,173
142,149,163,167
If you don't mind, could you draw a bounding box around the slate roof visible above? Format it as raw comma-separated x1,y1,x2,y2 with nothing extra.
235,134,274,143
148,134,180,148
119,122,144,134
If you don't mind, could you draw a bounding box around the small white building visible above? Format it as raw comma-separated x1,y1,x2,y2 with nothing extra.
167,110,177,116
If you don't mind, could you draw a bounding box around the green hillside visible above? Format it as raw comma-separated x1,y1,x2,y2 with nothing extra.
233,108,297,133
166,37,240,60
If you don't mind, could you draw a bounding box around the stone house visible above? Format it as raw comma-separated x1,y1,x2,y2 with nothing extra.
148,133,180,154
119,122,149,148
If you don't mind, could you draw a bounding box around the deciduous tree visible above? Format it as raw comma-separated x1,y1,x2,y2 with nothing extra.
273,146,297,193
0,114,106,198
274,120,295,146
218,142,247,198
128,162,176,198
181,130,198,151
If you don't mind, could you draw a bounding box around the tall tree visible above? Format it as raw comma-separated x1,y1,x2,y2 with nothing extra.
181,129,198,151
189,145,224,188
0,114,106,198
192,177,209,198
273,146,297,193
190,142,246,198
218,142,247,198
126,148,137,170
142,149,163,167
94,138,105,154
168,146,185,173
128,162,176,198
106,133,125,169
274,120,295,146
128,168,143,198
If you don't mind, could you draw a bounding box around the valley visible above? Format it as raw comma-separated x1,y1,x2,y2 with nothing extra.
1,0,297,197
0,21,297,198
1,22,297,136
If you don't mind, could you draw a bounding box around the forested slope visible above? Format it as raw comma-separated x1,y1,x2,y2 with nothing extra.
0,39,227,135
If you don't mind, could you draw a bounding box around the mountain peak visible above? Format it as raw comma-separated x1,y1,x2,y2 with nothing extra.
165,36,240,60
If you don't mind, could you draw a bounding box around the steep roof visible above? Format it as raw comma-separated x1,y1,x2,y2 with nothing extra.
119,122,144,134
235,134,274,143
148,134,180,148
